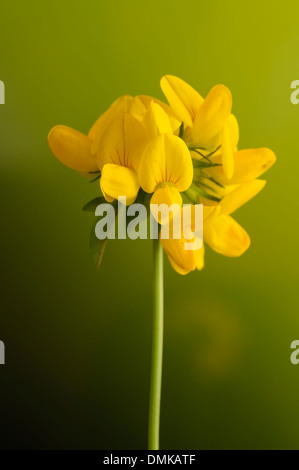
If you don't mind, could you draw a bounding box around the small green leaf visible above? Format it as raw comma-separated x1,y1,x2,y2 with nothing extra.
193,161,221,169
89,202,118,269
184,184,222,203
90,221,108,269
207,176,225,188
82,196,106,212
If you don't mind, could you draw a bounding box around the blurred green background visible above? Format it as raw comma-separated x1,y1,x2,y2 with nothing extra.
1,0,299,450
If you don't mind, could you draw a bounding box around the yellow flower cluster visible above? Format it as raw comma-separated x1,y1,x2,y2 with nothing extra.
48,75,276,275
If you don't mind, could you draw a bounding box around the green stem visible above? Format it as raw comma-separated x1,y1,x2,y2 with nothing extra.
148,237,164,450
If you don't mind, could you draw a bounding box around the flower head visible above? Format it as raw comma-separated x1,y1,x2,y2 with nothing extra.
161,150,275,275
48,75,276,274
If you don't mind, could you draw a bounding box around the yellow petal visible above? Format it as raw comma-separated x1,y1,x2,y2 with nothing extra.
100,164,140,205
150,184,182,225
138,134,193,192
206,114,239,159
227,114,239,150
220,179,266,215
100,187,115,203
167,253,194,275
136,95,181,131
90,95,179,155
160,75,204,128
89,95,133,152
204,214,250,257
126,95,149,122
189,85,232,148
160,205,205,274
195,244,205,270
142,102,173,139
221,120,235,179
203,205,221,223
48,125,98,173
96,113,147,172
161,237,196,275
207,148,276,185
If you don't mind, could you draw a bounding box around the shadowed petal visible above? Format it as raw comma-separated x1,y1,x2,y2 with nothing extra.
48,125,98,173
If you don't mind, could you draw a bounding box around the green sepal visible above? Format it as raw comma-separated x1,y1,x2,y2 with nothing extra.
195,180,216,193
82,196,105,212
207,176,225,188
196,188,221,203
193,181,222,202
89,201,118,269
192,160,221,169
184,183,222,203
90,227,108,269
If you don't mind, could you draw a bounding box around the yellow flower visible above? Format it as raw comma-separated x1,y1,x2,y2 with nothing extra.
96,112,147,205
162,237,205,276
48,76,276,276
201,148,276,256
201,180,267,258
48,95,180,205
156,75,276,274
162,148,276,275
160,205,216,275
96,98,182,206
160,74,237,179
91,94,180,158
48,94,179,176
138,102,193,223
